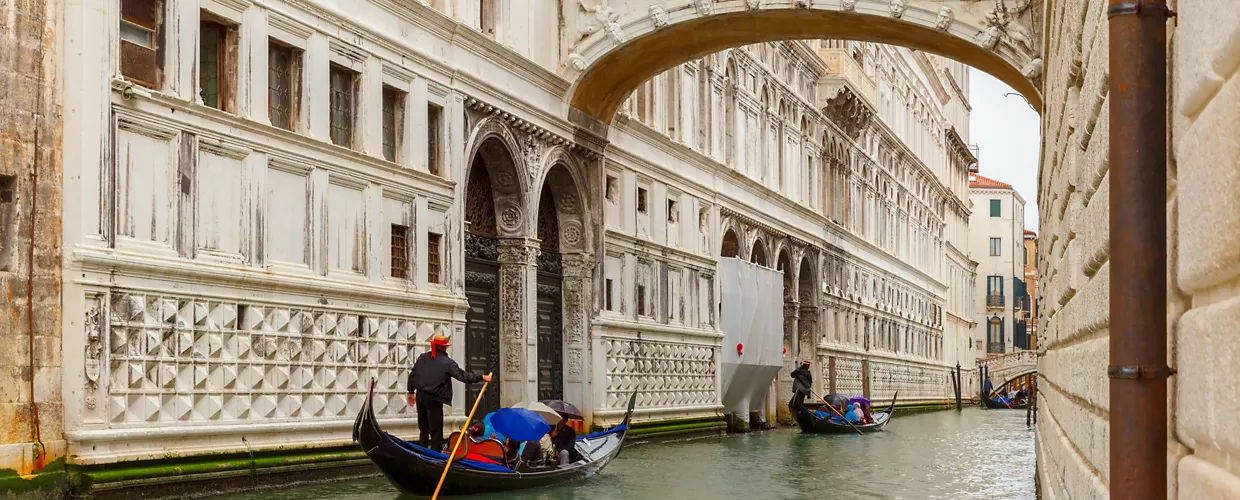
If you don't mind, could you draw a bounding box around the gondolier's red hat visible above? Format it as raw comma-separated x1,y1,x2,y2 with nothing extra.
429,334,451,358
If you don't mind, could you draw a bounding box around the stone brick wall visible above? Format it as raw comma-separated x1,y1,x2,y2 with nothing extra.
1037,0,1240,498
0,0,64,479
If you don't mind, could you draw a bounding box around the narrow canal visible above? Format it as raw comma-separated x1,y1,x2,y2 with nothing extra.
216,407,1034,500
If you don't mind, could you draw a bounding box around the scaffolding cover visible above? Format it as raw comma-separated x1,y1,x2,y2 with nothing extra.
718,257,784,417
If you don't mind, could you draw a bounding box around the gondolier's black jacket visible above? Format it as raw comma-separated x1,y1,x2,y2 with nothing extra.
407,349,483,405
791,365,813,394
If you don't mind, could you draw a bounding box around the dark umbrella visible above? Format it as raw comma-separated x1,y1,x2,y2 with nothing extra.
538,400,584,420
489,408,551,441
824,393,850,407
849,396,872,408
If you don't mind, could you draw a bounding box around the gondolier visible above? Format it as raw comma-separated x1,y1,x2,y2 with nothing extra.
407,335,492,452
788,359,813,410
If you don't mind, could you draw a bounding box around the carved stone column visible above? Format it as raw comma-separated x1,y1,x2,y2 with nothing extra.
799,304,819,393
561,253,593,413
498,238,540,406
776,300,799,424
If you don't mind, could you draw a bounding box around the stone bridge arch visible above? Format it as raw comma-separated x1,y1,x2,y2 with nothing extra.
563,0,1043,126
978,350,1037,395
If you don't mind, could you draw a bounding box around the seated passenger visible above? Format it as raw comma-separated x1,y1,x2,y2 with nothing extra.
844,404,861,423
549,420,581,465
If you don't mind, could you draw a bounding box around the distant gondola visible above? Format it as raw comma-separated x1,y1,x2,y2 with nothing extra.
792,393,897,434
983,397,1029,410
353,382,637,496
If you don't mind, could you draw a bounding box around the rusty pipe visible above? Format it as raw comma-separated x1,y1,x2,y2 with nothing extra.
1108,1,1171,499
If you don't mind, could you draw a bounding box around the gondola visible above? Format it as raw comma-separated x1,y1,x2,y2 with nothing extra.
352,381,637,496
792,392,897,434
983,397,1029,410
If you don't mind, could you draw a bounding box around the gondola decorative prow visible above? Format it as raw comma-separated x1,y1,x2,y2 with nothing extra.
620,392,637,428
886,391,899,414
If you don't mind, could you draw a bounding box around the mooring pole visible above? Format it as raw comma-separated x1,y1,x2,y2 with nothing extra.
955,362,962,411
1108,1,1171,498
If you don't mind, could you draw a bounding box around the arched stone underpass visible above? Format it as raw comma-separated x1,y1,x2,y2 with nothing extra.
563,0,1044,127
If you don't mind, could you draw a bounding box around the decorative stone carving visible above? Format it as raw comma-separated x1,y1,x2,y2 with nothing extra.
465,233,500,261
567,52,587,71
578,0,625,43
563,279,586,345
84,298,103,410
980,0,1036,55
889,0,906,19
745,0,761,10
841,0,856,12
648,5,668,28
499,265,525,374
521,134,543,183
561,220,585,249
694,0,713,15
567,348,584,377
1021,57,1044,79
499,204,523,233
935,6,954,31
794,0,809,8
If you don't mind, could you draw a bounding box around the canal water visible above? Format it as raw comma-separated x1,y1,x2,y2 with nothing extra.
216,407,1034,500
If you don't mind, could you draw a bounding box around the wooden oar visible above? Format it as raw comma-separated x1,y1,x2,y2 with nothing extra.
431,373,492,500
809,389,864,436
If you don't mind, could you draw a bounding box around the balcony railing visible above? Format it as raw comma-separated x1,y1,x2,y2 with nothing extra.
986,294,1005,308
817,48,877,108
1013,295,1030,312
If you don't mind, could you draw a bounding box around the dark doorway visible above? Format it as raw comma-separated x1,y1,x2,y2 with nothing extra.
535,186,564,401
464,255,500,415
464,156,503,415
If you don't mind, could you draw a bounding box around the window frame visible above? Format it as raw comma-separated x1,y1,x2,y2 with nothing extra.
989,237,1001,256
329,64,358,148
390,224,410,279
381,85,406,163
268,39,302,131
119,0,165,88
198,12,238,112
427,102,443,176
989,199,1001,217
427,232,442,284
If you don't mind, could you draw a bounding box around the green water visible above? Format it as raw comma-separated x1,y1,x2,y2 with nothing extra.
215,407,1034,500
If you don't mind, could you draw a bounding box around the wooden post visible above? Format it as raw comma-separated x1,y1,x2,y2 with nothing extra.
828,356,837,393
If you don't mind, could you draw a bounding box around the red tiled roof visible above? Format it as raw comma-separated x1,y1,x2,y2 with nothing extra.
1024,229,1036,236
969,173,1013,189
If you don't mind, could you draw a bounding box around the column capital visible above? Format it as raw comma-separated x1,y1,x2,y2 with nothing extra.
561,252,595,278
498,237,540,266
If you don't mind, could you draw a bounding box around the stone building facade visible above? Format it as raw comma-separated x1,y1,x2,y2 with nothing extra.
11,0,979,490
1036,0,1240,498
0,0,64,485
969,172,1028,357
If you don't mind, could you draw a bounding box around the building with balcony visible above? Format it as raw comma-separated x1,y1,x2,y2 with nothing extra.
1022,229,1038,350
969,172,1026,357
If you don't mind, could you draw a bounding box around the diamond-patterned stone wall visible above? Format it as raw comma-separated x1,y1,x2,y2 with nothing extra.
602,337,717,409
829,356,864,396
869,360,950,401
103,292,443,426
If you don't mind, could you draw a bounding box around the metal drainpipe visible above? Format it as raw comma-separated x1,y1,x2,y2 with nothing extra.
1107,1,1173,499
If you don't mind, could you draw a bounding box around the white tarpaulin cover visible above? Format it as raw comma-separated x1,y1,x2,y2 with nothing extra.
718,257,784,418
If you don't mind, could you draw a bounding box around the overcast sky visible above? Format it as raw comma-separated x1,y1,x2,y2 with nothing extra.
968,68,1042,232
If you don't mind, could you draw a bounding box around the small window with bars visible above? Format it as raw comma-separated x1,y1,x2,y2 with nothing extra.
427,233,442,284
637,187,648,214
268,40,300,131
636,285,647,316
605,279,614,311
390,224,409,279
329,65,357,148
382,86,405,163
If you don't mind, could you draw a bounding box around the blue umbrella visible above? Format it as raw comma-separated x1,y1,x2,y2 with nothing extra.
489,408,550,441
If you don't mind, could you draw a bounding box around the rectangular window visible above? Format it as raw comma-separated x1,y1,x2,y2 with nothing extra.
427,233,442,284
667,199,678,223
987,276,1004,296
989,199,1001,217
268,40,301,131
0,175,15,272
637,285,647,316
1023,246,1028,266
605,279,614,311
637,187,648,213
605,175,618,202
990,237,1001,256
427,103,442,176
480,0,497,36
382,86,405,163
120,0,164,88
199,15,236,111
390,224,409,279
329,65,357,148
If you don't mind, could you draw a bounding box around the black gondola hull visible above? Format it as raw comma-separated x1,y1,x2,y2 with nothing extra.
353,382,635,496
983,398,1029,410
793,407,891,434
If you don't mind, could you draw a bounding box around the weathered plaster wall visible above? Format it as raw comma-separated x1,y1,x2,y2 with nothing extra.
0,0,64,479
1035,0,1240,498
